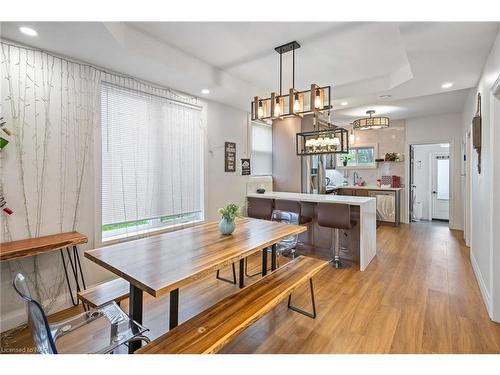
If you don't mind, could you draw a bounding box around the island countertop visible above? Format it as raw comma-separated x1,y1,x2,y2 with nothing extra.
247,191,376,206
246,191,377,271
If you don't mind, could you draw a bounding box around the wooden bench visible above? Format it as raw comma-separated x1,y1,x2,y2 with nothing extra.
77,278,129,308
137,256,328,354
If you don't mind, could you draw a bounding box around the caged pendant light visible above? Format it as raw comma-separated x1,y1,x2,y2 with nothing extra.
251,41,332,121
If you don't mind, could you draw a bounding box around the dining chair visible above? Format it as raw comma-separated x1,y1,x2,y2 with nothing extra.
13,272,150,354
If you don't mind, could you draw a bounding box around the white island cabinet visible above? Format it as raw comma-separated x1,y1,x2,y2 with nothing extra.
247,191,377,271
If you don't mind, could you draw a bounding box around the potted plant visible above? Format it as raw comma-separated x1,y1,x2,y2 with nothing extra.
340,153,352,166
218,203,240,235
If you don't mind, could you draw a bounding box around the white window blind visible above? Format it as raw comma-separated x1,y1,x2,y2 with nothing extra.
101,82,203,239
251,121,272,175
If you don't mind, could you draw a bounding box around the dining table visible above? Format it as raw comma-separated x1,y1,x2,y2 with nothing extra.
84,217,306,352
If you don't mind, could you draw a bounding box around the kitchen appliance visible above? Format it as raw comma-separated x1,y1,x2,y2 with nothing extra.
368,190,398,224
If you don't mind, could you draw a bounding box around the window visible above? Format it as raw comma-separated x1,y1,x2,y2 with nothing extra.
337,146,376,168
101,83,204,241
436,158,450,200
250,121,272,175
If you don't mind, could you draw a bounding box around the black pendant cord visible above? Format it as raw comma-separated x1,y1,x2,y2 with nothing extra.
279,52,282,97
292,45,295,91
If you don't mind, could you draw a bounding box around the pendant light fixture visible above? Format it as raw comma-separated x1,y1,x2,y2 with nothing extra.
251,41,331,121
352,110,390,130
296,114,349,156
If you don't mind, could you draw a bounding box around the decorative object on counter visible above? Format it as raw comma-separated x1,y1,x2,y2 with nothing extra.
218,203,240,235
340,153,352,166
251,41,331,121
0,195,13,215
472,93,482,174
385,152,398,161
352,110,389,130
381,175,392,186
296,115,349,156
256,188,266,194
241,158,251,175
391,176,401,188
224,142,236,172
376,178,382,188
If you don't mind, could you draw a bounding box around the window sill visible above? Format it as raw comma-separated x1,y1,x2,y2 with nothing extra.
101,219,205,246
336,164,377,170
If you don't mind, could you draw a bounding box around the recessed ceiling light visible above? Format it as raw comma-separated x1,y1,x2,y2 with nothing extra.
201,88,210,95
379,94,392,100
441,82,453,89
440,143,450,148
19,26,38,37
340,101,348,106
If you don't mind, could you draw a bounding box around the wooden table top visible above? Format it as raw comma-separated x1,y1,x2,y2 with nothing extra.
0,231,88,262
84,217,306,298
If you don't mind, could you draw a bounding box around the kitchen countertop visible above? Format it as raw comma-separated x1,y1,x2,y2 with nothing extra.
328,185,403,192
247,191,375,206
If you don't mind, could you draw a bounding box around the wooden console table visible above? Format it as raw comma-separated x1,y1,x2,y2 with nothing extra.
1,232,88,306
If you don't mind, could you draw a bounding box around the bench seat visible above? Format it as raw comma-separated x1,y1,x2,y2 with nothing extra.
137,256,328,354
77,278,129,308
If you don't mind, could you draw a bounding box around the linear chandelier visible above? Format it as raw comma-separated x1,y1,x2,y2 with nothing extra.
251,41,332,121
352,110,390,130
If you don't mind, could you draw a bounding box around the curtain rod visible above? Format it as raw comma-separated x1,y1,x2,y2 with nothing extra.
0,38,200,106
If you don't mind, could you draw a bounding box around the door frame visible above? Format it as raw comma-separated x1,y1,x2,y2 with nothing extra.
406,139,454,229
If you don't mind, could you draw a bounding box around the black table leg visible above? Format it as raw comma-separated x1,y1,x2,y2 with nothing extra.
169,288,179,330
239,259,245,288
271,243,277,271
129,284,143,353
262,248,268,276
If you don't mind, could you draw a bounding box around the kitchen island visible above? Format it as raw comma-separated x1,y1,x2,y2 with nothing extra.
247,191,377,271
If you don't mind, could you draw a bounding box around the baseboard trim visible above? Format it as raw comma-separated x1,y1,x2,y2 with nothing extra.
470,250,493,318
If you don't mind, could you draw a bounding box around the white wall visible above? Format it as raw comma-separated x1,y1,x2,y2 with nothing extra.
204,100,252,221
412,144,450,221
461,30,500,322
405,113,464,230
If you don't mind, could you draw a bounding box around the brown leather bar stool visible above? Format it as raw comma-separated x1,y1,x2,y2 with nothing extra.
247,197,274,220
274,199,314,247
316,203,356,268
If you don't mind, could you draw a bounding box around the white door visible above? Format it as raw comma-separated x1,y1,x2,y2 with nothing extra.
431,154,450,220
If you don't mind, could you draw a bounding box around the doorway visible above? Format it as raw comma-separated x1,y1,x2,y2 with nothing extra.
409,143,450,222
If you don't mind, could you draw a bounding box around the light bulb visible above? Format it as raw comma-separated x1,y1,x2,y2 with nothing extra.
349,132,355,145
257,101,263,118
314,89,322,109
274,97,281,116
293,94,300,112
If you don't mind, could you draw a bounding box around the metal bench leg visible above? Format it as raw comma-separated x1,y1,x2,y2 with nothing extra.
216,263,237,284
60,246,87,308
287,278,317,319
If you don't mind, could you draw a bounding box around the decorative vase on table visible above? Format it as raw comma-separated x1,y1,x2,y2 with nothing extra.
218,217,236,235
217,203,240,235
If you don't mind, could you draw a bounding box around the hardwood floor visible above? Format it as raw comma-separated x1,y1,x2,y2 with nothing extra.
2,221,500,354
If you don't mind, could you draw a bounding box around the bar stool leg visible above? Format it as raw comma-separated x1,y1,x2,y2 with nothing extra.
332,228,351,269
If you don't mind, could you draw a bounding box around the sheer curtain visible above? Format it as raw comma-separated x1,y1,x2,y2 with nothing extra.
100,78,203,240
251,121,272,176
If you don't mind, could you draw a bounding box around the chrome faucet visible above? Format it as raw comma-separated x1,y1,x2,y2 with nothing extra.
353,171,359,185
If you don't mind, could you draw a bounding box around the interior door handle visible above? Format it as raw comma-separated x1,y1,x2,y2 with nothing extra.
432,191,437,194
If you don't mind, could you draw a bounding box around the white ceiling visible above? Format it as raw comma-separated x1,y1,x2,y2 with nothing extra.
1,21,499,121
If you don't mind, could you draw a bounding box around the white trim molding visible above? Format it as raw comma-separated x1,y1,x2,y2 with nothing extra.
470,250,493,318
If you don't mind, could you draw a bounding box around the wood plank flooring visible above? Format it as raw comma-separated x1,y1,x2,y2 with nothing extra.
2,221,500,354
